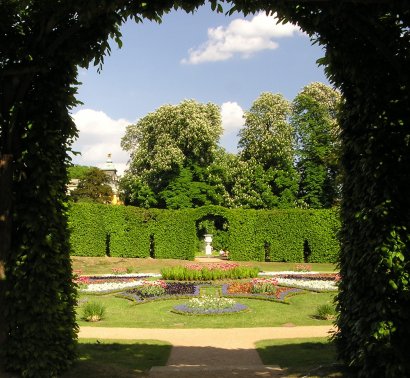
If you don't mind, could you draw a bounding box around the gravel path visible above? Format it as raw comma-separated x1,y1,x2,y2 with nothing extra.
80,325,335,377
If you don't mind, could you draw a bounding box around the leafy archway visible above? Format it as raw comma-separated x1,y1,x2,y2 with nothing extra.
1,1,409,377
196,214,230,253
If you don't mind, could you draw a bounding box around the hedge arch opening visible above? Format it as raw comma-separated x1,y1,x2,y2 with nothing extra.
1,2,409,377
195,214,230,254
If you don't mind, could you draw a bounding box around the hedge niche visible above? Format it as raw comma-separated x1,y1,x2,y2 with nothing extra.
68,203,340,263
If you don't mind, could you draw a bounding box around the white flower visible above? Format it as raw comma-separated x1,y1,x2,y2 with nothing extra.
259,271,318,275
276,278,337,291
81,280,145,293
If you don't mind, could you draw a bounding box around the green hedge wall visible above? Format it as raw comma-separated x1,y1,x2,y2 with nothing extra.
153,209,196,260
68,203,340,262
68,202,106,257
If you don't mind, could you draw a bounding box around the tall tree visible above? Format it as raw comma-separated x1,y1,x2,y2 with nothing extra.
237,92,298,207
239,92,294,170
291,82,342,208
70,167,113,204
67,165,93,181
121,99,223,208
204,147,240,208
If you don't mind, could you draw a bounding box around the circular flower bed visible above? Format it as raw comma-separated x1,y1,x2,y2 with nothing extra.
172,296,248,315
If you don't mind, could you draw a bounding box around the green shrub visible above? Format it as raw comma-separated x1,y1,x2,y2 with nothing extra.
315,304,336,320
82,302,106,322
160,265,259,281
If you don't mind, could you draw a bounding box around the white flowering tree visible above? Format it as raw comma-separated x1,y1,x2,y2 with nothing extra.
121,99,222,208
239,92,294,170
237,92,298,208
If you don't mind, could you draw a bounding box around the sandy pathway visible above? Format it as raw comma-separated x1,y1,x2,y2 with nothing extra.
79,325,335,347
79,326,335,377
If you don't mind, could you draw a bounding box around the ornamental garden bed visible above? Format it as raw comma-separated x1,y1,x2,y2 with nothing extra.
75,269,339,319
74,264,339,326
116,278,315,305
75,271,339,296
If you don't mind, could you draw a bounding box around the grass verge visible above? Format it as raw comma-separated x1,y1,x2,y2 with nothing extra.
256,337,353,377
77,292,336,328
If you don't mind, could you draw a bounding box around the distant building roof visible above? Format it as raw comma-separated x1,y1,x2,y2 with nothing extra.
101,153,117,173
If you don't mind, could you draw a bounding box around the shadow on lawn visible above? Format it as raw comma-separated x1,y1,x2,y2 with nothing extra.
0,341,171,378
256,341,353,377
0,341,354,378
63,341,171,378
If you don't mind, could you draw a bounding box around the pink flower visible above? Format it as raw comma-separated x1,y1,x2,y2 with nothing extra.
251,277,278,286
185,263,239,271
141,280,167,288
74,276,90,285
294,264,312,272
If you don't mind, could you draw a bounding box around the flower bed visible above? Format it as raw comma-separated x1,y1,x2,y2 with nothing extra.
120,282,201,302
276,278,337,292
74,274,161,293
78,279,145,293
222,279,304,302
185,263,240,271
259,272,339,292
172,296,248,315
161,263,259,281
75,271,339,295
259,272,339,281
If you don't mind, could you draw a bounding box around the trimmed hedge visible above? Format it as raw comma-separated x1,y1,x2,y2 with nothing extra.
68,203,340,262
69,202,106,257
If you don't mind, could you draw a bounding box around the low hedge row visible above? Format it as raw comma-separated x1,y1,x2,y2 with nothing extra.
68,203,340,262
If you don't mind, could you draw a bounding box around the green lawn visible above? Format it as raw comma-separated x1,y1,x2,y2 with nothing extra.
256,337,353,377
77,291,336,328
72,256,338,275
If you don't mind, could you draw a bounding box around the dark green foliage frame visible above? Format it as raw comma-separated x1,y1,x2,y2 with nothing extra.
69,203,339,263
1,1,409,377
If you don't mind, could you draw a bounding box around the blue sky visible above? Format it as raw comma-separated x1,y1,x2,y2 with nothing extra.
71,6,329,174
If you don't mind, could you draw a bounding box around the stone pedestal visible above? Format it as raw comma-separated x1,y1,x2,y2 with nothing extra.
204,234,213,255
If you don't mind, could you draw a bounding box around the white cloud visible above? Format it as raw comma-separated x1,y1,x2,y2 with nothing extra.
70,109,131,175
182,13,303,64
221,101,244,135
219,101,244,153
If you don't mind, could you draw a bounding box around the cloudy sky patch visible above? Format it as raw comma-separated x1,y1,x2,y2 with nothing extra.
221,101,244,135
71,109,131,175
182,13,302,64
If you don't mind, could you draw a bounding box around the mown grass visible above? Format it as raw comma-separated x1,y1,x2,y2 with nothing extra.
71,256,337,275
76,291,336,328
61,339,171,378
256,337,353,377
